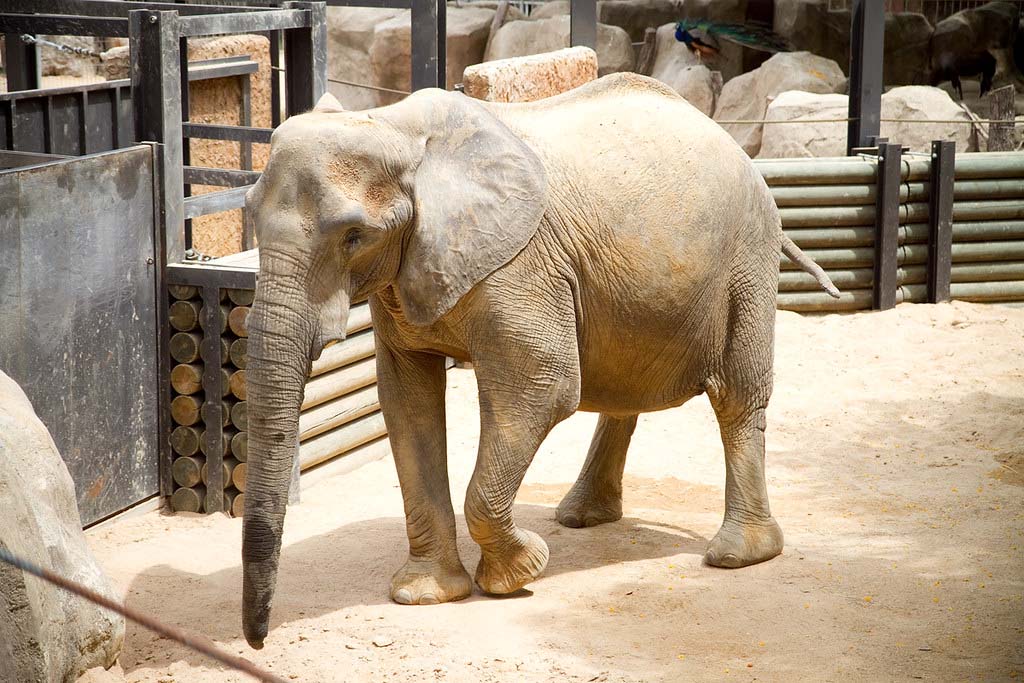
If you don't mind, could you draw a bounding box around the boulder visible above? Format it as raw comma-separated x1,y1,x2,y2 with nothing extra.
463,46,598,102
880,85,978,153
38,35,100,78
714,51,846,156
99,45,129,81
649,22,722,115
598,0,680,42
774,0,850,70
757,85,980,158
529,1,570,20
370,6,495,105
327,7,406,110
486,16,634,76
758,90,849,158
0,370,124,682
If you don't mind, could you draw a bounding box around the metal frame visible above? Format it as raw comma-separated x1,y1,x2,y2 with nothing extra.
927,140,955,302
872,142,901,310
846,0,884,155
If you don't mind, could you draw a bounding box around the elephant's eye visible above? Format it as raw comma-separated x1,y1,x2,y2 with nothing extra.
344,229,362,249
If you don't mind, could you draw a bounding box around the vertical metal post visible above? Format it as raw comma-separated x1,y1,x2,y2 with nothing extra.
847,0,884,155
269,30,283,127
927,140,955,303
199,284,225,513
240,74,255,251
283,2,327,115
411,0,446,90
149,142,175,499
3,33,41,91
873,142,901,310
130,9,185,265
569,0,597,49
180,36,193,251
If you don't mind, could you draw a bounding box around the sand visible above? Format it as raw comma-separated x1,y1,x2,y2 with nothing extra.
80,301,1024,682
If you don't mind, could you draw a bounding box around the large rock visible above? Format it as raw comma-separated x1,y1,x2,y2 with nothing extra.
463,46,598,102
370,6,495,105
774,0,850,70
529,0,570,20
714,51,846,156
0,371,124,682
757,85,980,158
327,7,406,110
39,35,100,78
598,0,680,42
880,85,978,153
884,13,933,86
758,90,849,158
486,16,634,76
649,22,722,116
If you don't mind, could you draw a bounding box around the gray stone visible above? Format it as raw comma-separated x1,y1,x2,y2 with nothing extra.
370,6,496,106
598,0,681,42
327,7,406,110
0,370,124,683
486,16,634,76
38,35,100,78
714,51,846,156
880,85,978,153
885,13,933,86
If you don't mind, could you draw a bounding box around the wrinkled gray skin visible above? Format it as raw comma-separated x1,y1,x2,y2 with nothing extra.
241,73,839,649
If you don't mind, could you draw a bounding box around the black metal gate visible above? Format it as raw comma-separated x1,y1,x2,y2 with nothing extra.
0,146,161,525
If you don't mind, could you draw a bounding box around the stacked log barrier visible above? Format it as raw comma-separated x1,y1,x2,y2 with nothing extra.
166,255,389,515
756,157,881,312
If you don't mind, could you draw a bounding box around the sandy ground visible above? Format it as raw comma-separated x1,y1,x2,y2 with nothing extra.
81,301,1024,683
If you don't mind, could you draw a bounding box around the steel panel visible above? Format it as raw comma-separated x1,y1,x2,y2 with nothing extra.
0,147,160,525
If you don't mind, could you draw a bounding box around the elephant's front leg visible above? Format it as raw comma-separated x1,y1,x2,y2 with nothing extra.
375,343,472,605
556,414,637,528
466,324,581,595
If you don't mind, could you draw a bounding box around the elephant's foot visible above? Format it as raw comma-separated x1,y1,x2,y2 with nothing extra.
474,529,549,595
390,557,472,605
555,485,623,528
704,516,784,569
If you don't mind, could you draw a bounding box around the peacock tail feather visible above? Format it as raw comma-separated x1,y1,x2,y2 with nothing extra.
675,20,794,54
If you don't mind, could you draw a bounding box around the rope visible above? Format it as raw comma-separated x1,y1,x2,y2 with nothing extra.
19,34,102,58
0,546,289,683
270,66,412,96
717,117,1019,125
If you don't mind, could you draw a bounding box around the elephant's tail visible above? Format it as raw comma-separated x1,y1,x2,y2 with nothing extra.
780,232,841,298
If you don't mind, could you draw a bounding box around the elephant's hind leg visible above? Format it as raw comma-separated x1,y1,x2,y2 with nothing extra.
375,343,472,605
556,414,637,528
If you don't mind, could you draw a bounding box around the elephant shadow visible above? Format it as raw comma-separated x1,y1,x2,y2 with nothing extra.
118,503,707,674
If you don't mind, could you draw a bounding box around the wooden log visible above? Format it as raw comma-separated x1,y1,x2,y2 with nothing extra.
227,288,254,306
987,85,1015,152
219,367,233,398
298,411,388,471
220,400,233,427
200,428,235,457
301,357,377,410
201,456,237,489
232,461,247,492
231,400,247,431
170,395,202,426
224,489,239,515
168,284,198,301
231,430,247,462
231,491,245,517
169,300,201,332
228,305,250,337
171,485,206,513
170,363,203,395
299,385,380,442
347,302,373,335
170,425,201,457
230,369,247,400
198,303,231,334
229,337,247,369
169,332,202,364
309,330,375,377
172,455,204,488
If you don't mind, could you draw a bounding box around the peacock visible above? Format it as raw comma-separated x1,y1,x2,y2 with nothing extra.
675,20,794,59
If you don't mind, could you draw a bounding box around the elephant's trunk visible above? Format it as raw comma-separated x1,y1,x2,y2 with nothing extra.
241,272,315,649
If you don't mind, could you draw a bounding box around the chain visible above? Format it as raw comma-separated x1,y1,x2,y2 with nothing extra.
19,33,103,58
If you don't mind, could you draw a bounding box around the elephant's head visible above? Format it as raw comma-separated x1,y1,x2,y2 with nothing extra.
240,90,546,648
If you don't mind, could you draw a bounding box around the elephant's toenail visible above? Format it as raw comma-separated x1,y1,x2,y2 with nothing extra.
394,588,413,604
419,593,439,605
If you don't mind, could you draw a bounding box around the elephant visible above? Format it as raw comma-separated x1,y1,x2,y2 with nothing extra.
239,72,839,649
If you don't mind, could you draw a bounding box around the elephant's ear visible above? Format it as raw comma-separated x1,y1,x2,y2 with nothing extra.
396,94,547,326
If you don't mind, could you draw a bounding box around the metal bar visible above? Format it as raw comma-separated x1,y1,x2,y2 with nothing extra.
3,32,41,91
131,9,185,264
569,0,598,49
321,0,411,6
183,186,253,219
778,205,877,228
283,2,328,115
178,9,310,38
927,140,955,303
846,0,884,155
148,143,175,499
954,152,1024,179
410,0,445,90
240,73,255,250
187,57,259,82
270,30,282,127
184,166,261,187
873,142,901,310
180,36,192,251
3,0,284,17
182,122,273,144
199,283,225,514
755,159,877,185
0,15,129,37
0,149,69,170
